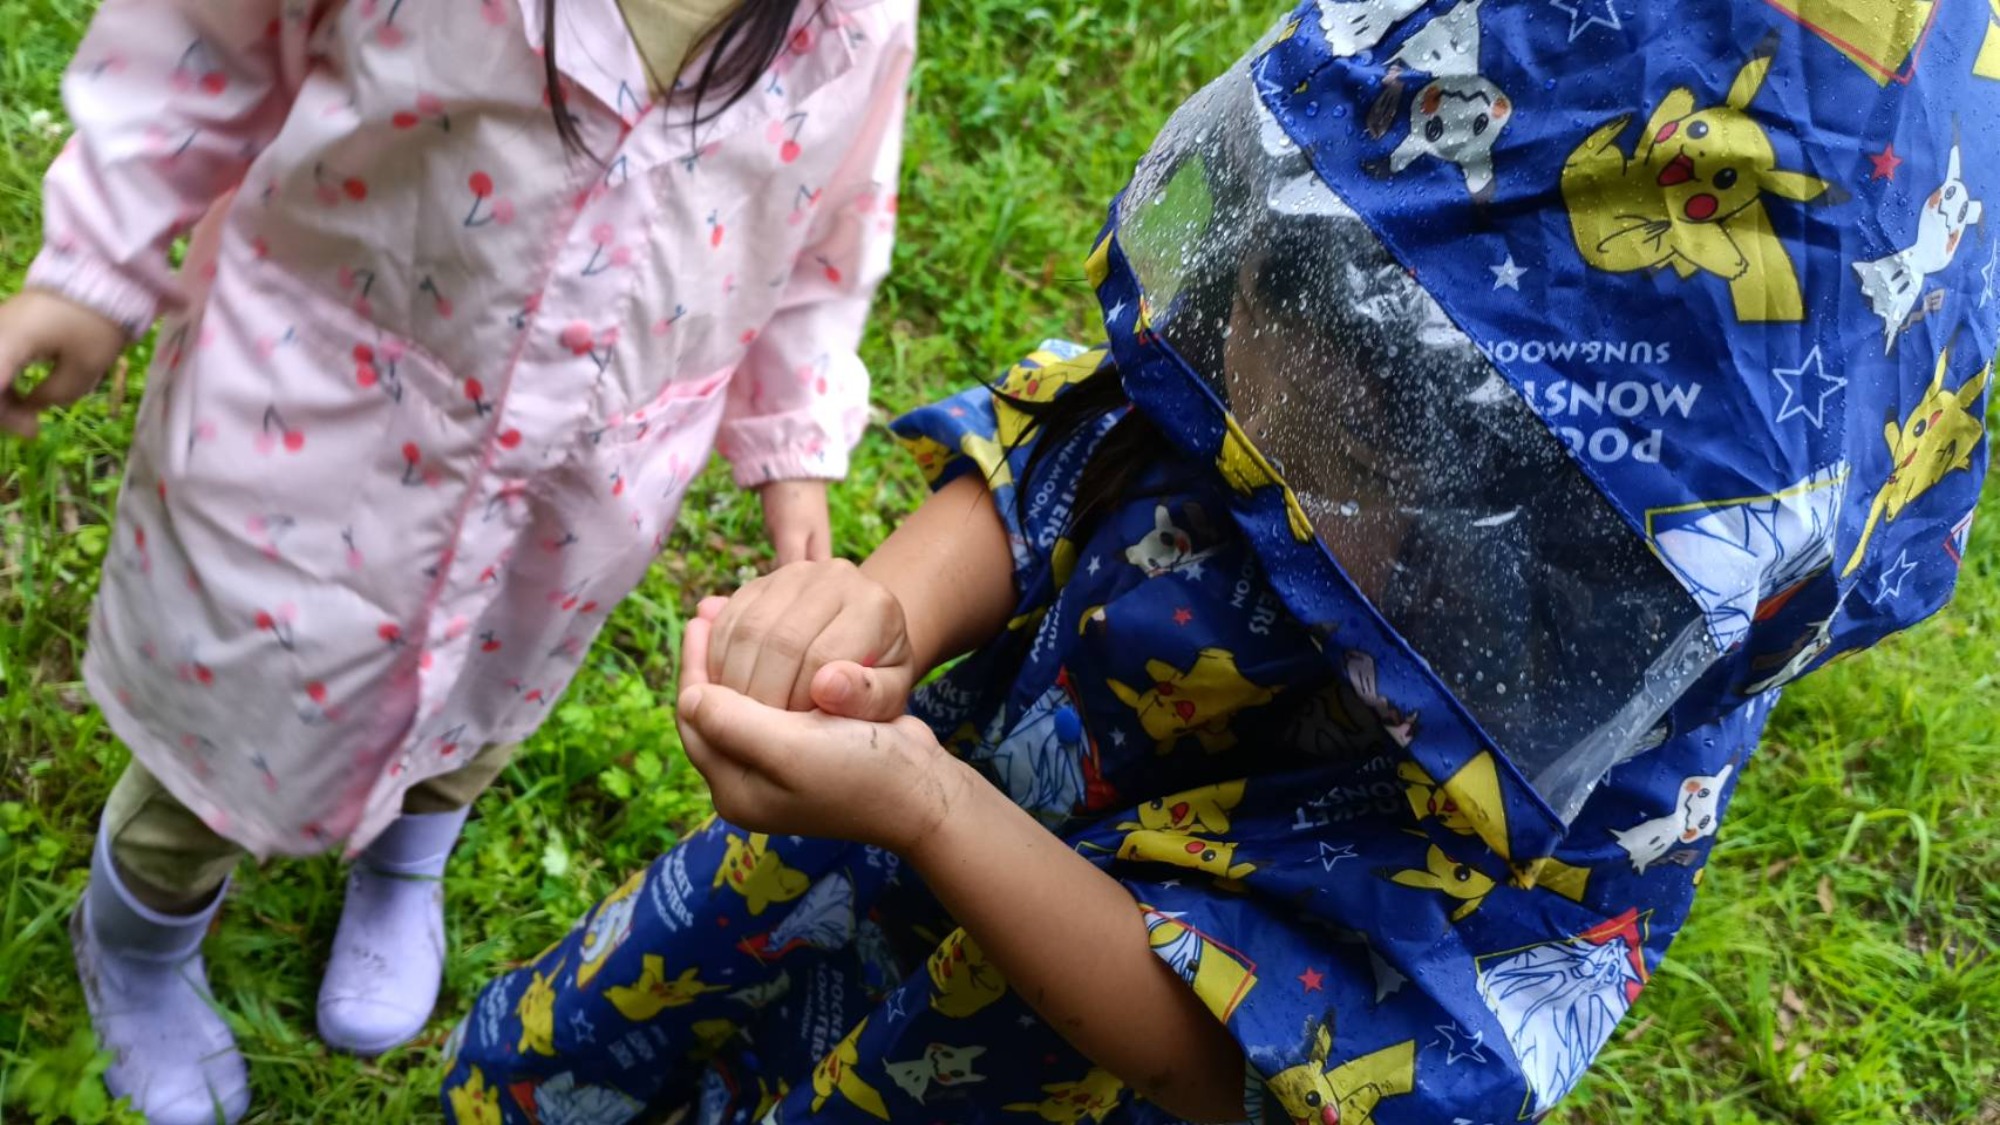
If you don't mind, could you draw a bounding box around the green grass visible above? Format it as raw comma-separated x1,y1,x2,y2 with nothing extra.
1,1,1996,1122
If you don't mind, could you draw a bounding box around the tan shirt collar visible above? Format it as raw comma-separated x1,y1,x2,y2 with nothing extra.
618,0,744,98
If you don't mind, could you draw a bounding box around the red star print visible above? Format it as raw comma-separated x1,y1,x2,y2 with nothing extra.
1298,966,1324,992
1869,144,1903,181
1173,607,1194,626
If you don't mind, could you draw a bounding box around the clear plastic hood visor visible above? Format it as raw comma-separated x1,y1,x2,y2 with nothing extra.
1111,54,1717,821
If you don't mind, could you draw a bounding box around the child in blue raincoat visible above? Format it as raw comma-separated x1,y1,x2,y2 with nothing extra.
444,1,2000,1121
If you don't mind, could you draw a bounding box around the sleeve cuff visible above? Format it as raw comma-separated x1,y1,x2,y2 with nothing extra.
721,442,853,490
25,249,160,337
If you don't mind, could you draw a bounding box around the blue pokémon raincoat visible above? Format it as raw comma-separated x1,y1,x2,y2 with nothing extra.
443,1,2000,1121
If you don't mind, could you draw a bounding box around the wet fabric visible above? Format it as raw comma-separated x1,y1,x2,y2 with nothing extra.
1089,0,1999,833
443,348,1776,1124
29,0,913,857
448,3,1999,1119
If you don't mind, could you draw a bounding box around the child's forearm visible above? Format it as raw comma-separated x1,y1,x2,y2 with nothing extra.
861,474,1249,1113
859,473,1016,674
906,765,1250,1123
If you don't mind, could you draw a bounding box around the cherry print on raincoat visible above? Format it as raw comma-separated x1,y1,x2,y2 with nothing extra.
28,0,915,856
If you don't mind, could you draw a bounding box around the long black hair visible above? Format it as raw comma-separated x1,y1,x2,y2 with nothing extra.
997,363,1168,543
545,0,810,156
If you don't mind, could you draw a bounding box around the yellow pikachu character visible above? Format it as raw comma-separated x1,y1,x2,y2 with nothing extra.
1843,349,1990,576
516,959,564,1057
927,927,1009,1019
604,955,726,1022
992,347,1106,444
1108,648,1278,753
897,433,959,485
1132,779,1248,835
1116,827,1258,885
1386,845,1496,922
1562,49,1831,322
445,1066,504,1125
1397,761,1480,838
810,1018,891,1121
997,347,1104,404
1397,752,1512,860
713,831,811,916
1264,1024,1417,1125
1003,1067,1127,1124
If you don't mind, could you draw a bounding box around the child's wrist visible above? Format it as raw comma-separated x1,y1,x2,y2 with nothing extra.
892,751,985,868
854,555,929,668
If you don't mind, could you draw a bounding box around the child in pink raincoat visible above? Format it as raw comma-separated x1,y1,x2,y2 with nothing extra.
0,0,913,1118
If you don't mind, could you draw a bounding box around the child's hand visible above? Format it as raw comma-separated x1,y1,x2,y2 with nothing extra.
678,613,970,854
757,479,832,566
0,291,127,439
699,559,917,721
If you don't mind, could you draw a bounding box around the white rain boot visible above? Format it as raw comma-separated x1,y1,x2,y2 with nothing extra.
72,830,249,1125
316,808,468,1055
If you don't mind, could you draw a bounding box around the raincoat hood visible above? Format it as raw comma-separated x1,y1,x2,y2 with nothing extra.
1086,0,1999,849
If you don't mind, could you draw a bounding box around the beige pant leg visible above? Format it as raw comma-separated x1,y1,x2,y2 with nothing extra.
102,742,514,911
400,742,517,815
102,762,245,914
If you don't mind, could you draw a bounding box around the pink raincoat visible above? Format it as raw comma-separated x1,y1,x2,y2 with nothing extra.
28,0,914,856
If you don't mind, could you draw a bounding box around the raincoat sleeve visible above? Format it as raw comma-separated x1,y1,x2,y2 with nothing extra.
1071,701,1772,1122
886,340,1116,596
716,11,915,490
1098,787,1442,1122
25,0,328,333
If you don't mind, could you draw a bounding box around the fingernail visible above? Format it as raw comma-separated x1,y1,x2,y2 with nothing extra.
820,674,849,704
678,687,703,716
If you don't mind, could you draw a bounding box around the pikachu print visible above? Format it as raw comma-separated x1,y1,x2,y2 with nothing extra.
810,1019,891,1121
1002,1068,1126,1125
1843,347,1990,576
1561,46,1831,322
1107,647,1277,753
515,960,563,1057
1259,1022,1416,1125
603,956,725,1022
1384,843,1496,922
927,928,1009,1019
713,831,812,916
